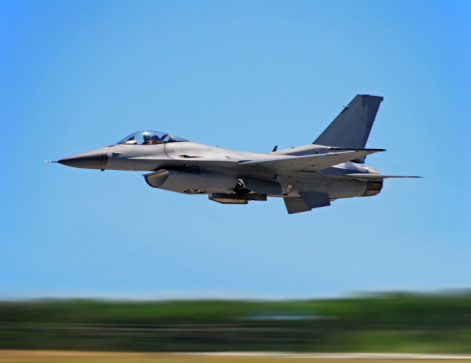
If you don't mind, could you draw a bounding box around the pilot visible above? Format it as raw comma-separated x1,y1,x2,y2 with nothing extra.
151,135,162,144
143,134,152,145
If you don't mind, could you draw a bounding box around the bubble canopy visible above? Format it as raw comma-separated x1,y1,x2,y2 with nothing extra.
116,131,189,145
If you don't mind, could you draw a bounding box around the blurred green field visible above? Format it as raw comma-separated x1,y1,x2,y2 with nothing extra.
2,292,471,353
1,351,471,363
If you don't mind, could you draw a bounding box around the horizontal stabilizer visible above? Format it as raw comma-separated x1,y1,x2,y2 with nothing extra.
240,149,384,173
329,147,386,152
344,173,422,180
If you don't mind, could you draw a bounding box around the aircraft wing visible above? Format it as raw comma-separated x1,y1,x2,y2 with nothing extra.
239,149,384,173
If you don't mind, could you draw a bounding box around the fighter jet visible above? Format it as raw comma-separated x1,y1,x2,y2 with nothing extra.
50,95,419,214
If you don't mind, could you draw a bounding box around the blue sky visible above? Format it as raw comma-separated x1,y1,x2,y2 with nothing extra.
1,0,470,300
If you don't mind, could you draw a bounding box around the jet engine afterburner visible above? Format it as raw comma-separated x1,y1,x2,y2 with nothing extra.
363,180,383,196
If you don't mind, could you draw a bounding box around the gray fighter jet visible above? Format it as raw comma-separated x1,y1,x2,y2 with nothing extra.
51,95,419,214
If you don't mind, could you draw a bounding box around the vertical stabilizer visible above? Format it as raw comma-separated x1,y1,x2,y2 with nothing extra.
314,94,383,149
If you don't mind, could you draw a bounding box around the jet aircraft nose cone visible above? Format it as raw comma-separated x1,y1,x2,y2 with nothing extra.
58,150,108,169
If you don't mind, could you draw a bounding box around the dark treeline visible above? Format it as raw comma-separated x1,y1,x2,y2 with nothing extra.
1,291,471,353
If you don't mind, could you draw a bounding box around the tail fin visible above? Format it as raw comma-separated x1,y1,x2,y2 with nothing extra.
314,94,383,149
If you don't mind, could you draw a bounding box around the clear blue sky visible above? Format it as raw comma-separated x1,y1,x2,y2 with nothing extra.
1,0,470,300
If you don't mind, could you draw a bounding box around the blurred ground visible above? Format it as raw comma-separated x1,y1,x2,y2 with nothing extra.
2,351,471,363
3,295,471,354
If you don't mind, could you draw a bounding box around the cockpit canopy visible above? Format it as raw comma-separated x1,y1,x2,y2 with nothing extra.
117,131,189,145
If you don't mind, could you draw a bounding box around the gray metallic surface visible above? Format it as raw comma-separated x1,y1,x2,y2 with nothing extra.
299,192,331,209
314,94,383,149
284,198,312,214
242,177,282,195
58,149,108,169
145,169,237,194
54,94,419,214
